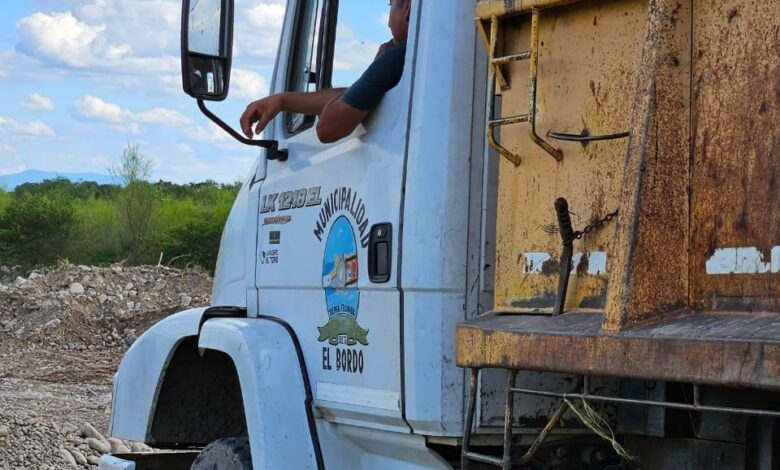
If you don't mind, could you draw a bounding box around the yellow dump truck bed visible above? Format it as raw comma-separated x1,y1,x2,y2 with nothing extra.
461,0,780,387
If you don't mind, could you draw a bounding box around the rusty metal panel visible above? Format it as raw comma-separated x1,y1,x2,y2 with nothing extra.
456,312,780,390
689,0,780,312
602,0,692,330
493,0,646,311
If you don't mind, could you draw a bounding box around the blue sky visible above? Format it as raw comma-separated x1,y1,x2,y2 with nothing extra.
0,1,390,183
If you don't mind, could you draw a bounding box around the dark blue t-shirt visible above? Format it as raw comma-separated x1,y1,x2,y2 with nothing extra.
341,42,406,111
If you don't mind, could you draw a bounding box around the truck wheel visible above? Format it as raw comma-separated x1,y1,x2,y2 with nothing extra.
190,437,252,470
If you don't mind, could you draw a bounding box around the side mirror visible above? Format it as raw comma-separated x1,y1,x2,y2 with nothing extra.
181,0,234,101
179,0,287,161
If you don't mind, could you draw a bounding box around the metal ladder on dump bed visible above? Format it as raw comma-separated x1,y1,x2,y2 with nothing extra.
481,6,630,167
482,8,562,166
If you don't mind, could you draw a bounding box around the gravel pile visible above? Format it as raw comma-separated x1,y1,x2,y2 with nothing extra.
0,263,212,469
0,416,151,470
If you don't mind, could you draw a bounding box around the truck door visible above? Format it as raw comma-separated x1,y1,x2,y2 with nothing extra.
253,0,414,432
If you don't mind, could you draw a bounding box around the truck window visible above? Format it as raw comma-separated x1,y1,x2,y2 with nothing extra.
285,1,396,136
286,0,324,135
328,4,390,89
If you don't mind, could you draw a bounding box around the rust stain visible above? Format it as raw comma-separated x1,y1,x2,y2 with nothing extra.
456,312,780,390
493,0,645,312
603,0,691,331
690,0,780,312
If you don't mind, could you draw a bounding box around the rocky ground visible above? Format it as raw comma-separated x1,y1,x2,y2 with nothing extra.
0,263,212,469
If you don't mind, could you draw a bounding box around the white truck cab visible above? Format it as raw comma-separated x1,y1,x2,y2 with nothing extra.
102,0,494,468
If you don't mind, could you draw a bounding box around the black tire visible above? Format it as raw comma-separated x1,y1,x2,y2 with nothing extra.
190,437,252,470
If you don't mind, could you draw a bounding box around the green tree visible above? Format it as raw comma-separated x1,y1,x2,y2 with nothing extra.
111,144,157,264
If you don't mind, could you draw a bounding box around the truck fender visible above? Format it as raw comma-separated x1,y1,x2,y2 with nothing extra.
109,307,208,441
198,316,324,470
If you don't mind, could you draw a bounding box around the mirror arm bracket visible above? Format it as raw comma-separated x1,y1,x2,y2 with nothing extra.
196,99,288,162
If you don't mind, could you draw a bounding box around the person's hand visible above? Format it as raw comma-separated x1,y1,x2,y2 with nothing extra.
240,95,285,138
375,39,395,59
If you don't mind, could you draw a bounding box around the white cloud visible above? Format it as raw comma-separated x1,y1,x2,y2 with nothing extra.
11,0,285,88
74,95,124,123
237,2,286,60
21,93,56,112
0,116,55,137
74,96,190,129
230,69,269,100
76,0,180,54
16,10,178,73
135,108,190,126
17,12,110,68
160,74,184,95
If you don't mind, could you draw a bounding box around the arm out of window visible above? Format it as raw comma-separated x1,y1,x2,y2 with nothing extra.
317,98,370,144
240,88,347,139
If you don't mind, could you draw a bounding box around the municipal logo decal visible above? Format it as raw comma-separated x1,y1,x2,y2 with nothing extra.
318,215,369,346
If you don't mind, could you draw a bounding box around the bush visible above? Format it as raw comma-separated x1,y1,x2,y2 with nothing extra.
148,189,236,273
160,211,229,273
0,193,75,266
64,198,125,266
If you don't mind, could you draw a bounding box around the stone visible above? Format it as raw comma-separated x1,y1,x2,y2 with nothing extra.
108,437,131,454
87,455,100,465
179,294,192,308
80,423,104,441
125,331,139,347
98,294,108,304
0,425,9,437
58,447,79,469
69,449,88,465
85,437,111,454
69,283,85,295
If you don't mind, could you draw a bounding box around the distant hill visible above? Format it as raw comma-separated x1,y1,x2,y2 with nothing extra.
0,170,116,190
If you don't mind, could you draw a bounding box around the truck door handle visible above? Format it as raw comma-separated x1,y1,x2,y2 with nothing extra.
368,223,392,283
